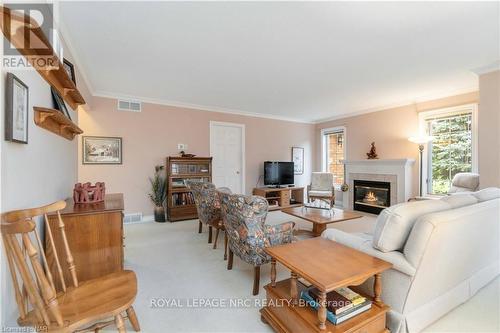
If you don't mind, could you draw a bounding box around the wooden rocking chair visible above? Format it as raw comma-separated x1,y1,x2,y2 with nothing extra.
1,201,141,332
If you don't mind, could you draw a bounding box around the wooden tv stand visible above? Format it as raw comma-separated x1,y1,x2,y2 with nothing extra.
253,187,304,211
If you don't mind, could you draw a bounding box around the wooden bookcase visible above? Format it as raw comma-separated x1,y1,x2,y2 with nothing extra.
253,187,304,211
166,156,212,222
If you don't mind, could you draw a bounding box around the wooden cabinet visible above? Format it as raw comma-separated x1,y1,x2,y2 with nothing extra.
45,193,124,291
253,187,304,211
166,156,212,222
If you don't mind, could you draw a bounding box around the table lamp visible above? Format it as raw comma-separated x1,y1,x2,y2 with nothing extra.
408,135,434,196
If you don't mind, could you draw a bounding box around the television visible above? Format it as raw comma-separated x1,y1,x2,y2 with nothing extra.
264,161,295,186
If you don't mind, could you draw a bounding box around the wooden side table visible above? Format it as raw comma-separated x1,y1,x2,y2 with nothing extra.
261,238,393,332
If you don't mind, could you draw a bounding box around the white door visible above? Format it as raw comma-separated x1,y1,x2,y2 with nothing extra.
210,122,245,194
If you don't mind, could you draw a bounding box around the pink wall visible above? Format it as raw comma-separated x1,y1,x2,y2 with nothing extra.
78,97,316,215
315,92,480,199
478,70,500,187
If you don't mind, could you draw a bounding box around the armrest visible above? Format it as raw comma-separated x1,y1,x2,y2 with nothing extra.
322,229,416,276
265,221,295,246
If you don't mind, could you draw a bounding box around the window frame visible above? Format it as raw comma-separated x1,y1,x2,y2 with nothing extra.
320,126,347,190
418,104,478,195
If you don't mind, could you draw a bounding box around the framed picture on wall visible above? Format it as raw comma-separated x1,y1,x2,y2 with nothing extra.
63,58,76,84
292,147,304,175
83,136,122,164
51,87,72,120
5,73,29,144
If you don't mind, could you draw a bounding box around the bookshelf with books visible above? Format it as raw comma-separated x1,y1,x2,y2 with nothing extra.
166,156,212,222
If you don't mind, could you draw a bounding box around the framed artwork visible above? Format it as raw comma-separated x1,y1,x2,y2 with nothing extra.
5,73,29,144
63,58,76,84
83,136,122,164
51,87,72,120
292,147,304,175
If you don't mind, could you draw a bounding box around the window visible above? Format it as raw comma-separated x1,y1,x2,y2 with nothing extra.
321,127,346,186
420,105,477,195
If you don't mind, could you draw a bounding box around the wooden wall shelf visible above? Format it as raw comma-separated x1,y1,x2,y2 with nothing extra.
0,6,86,110
34,107,83,140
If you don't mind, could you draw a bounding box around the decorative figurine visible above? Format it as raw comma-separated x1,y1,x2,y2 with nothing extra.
179,150,196,158
366,142,378,159
73,182,106,203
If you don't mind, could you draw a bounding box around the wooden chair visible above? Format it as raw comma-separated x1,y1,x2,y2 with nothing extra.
185,180,231,260
218,192,295,295
1,201,141,333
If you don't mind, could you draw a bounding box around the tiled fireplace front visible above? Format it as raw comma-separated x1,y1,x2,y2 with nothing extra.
341,159,415,213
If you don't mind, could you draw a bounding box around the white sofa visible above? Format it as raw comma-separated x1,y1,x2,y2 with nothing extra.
322,188,500,333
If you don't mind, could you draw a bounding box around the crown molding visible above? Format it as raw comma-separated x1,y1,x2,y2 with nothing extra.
472,60,500,75
92,90,314,124
313,85,478,124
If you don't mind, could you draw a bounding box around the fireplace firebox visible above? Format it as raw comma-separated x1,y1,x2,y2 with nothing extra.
353,180,391,214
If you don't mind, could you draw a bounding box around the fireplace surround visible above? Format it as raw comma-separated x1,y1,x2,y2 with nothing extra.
341,159,415,212
353,180,391,214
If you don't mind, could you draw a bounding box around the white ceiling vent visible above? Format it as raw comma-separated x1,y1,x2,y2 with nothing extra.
117,99,142,112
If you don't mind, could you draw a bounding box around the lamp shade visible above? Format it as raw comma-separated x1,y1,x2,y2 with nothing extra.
408,135,434,144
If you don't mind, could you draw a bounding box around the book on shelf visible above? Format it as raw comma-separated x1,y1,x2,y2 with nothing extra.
300,287,372,325
172,192,195,206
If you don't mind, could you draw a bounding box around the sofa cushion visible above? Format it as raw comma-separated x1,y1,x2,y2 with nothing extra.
441,193,478,209
323,229,416,276
473,187,500,202
372,200,450,252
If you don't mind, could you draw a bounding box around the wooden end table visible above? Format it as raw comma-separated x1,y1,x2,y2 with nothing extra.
260,237,392,333
281,206,363,237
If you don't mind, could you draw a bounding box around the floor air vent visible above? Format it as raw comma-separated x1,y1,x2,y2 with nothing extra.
117,99,142,112
124,213,143,224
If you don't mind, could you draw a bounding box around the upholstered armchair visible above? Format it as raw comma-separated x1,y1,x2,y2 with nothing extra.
185,180,231,260
411,173,480,201
307,172,335,208
448,172,480,193
218,192,295,295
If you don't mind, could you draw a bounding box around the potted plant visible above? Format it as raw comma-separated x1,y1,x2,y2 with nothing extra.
148,165,167,222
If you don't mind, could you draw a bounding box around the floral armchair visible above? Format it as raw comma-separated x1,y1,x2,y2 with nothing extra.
185,180,231,259
218,191,295,295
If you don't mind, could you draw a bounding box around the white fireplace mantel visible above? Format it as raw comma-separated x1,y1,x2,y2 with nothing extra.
341,158,415,210
342,159,415,167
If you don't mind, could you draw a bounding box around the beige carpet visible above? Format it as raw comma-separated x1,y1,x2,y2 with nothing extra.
121,211,499,332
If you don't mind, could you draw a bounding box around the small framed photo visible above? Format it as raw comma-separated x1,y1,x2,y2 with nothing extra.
63,58,76,84
83,136,122,164
5,73,29,144
51,87,72,120
292,147,304,175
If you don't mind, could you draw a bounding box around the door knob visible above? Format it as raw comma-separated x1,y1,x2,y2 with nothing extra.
236,171,240,174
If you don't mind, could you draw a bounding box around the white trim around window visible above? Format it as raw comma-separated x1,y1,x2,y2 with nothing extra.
418,104,478,195
320,126,347,189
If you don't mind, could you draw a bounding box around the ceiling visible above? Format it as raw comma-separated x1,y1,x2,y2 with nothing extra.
59,1,499,123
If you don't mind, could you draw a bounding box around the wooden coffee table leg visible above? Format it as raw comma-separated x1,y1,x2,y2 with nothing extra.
312,224,327,237
318,291,327,330
290,272,298,304
374,273,382,306
271,258,276,287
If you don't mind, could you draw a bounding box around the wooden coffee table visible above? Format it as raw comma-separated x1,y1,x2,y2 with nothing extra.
261,237,392,332
281,206,363,237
